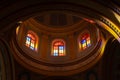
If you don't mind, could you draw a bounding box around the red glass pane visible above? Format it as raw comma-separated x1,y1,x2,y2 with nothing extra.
54,41,64,46
27,33,35,40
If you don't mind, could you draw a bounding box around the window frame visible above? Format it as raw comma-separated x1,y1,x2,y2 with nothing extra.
25,30,38,52
78,31,91,51
51,39,66,56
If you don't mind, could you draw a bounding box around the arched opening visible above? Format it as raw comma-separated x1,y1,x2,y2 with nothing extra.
25,30,38,52
79,32,91,50
52,39,66,56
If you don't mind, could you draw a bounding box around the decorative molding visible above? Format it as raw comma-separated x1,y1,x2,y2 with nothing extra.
0,38,15,80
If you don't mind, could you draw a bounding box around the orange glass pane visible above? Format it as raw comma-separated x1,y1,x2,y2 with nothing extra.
54,46,58,49
26,43,30,47
59,53,65,56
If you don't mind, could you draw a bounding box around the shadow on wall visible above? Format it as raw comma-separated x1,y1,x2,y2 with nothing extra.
86,70,98,80
18,72,31,80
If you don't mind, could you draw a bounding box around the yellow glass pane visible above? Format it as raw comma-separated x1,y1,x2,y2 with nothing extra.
82,43,87,50
31,43,34,48
87,40,90,44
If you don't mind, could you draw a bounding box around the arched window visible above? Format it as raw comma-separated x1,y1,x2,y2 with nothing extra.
25,31,38,51
80,33,91,50
52,39,65,56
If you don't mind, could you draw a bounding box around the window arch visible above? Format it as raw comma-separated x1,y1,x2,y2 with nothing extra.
79,33,91,50
52,39,66,56
25,30,38,51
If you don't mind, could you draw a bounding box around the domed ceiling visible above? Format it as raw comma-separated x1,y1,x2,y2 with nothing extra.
10,11,105,76
34,12,82,27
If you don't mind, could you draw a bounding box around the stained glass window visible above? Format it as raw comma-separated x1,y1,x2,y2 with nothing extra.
25,31,38,51
52,40,65,56
80,33,91,50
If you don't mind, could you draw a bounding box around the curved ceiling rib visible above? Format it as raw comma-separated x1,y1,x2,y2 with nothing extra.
0,1,120,43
